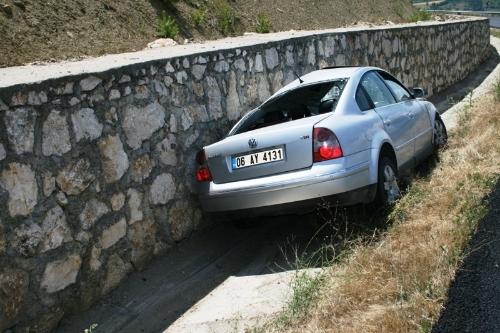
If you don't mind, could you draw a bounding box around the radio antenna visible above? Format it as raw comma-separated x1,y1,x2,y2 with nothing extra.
294,71,304,84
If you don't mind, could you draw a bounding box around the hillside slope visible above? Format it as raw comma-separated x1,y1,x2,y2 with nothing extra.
0,0,416,68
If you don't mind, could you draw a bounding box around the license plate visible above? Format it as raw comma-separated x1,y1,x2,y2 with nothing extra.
232,147,284,169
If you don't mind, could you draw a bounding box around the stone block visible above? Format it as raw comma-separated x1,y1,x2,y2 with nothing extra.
150,173,175,205
56,159,95,195
0,163,38,217
80,198,110,230
98,135,129,183
42,110,71,156
122,102,166,150
4,108,35,154
101,218,127,249
72,108,103,142
41,255,82,293
0,269,29,331
80,76,102,91
40,205,73,253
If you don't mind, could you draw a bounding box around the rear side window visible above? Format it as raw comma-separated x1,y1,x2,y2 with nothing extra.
356,87,372,111
231,79,348,135
360,72,396,108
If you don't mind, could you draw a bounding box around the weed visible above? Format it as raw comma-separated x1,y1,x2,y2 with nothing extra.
410,10,432,22
217,4,236,35
191,9,206,27
494,78,500,102
419,318,433,333
255,12,272,33
457,92,474,133
83,323,98,333
158,13,179,39
492,29,500,39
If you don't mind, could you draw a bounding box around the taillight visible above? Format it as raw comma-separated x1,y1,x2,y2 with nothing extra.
196,167,212,182
195,149,212,182
313,127,343,162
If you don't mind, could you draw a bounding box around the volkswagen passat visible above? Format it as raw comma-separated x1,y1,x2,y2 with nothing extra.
196,66,447,215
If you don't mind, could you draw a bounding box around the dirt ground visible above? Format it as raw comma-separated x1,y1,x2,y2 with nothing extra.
0,0,415,68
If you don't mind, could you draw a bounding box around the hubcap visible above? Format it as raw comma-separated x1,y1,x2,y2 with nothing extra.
434,120,446,147
383,165,400,203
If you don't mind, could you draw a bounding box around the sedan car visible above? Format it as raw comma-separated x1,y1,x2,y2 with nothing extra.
196,66,447,215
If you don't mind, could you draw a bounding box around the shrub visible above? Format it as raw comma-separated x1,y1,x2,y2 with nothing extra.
217,5,236,35
158,13,179,39
191,9,206,27
410,9,432,22
255,12,272,33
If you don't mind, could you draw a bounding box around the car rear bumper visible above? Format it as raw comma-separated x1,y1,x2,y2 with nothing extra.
198,158,373,213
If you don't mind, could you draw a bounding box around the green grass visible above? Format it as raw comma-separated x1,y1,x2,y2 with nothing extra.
494,78,500,102
217,4,237,35
255,12,272,33
492,29,500,38
191,9,206,27
410,9,432,22
273,269,326,329
158,13,180,38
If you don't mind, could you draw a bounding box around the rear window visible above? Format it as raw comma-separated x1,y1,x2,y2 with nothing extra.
231,79,347,135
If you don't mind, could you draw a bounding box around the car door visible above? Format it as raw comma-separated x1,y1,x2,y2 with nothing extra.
360,71,415,168
378,71,432,158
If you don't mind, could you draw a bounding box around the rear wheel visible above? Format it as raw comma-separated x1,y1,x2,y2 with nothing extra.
433,115,448,150
375,156,400,205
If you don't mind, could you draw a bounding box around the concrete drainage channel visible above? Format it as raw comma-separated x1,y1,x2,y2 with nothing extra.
56,37,500,333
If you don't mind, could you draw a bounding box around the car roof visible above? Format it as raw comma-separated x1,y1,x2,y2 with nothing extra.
269,66,376,102
301,66,363,82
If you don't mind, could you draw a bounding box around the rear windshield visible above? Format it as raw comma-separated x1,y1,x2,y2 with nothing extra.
231,79,348,135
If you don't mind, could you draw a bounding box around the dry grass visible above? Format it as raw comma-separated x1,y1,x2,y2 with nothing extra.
265,88,500,332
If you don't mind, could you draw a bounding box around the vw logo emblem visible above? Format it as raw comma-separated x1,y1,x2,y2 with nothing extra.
248,138,258,149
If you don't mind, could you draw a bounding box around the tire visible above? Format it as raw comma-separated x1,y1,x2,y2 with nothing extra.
375,155,400,205
433,115,448,150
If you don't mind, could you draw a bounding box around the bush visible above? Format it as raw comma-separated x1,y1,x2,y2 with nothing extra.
191,9,206,27
255,12,272,33
158,14,179,39
217,5,236,35
410,10,432,22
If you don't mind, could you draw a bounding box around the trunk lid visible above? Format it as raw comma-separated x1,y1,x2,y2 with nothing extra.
206,114,330,184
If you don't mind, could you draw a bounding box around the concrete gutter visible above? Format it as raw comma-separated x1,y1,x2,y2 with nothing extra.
165,268,322,333
441,36,500,130
0,17,486,89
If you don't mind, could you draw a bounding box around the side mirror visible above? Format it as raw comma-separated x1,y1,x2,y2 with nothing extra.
412,87,427,99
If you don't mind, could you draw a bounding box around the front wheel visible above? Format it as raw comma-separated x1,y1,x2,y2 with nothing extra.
375,156,400,206
433,115,448,150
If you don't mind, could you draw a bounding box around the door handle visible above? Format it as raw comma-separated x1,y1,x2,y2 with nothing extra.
384,120,391,127
407,112,415,119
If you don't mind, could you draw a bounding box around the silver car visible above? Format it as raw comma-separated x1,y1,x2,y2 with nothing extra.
196,66,447,215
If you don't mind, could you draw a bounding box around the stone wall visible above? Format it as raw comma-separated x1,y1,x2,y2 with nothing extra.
0,18,490,331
